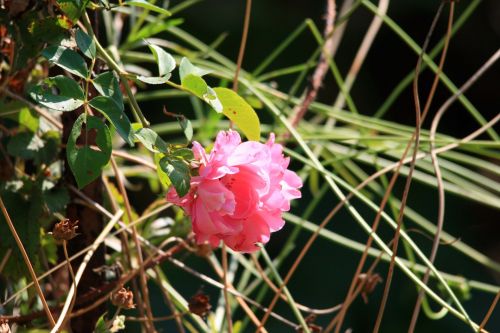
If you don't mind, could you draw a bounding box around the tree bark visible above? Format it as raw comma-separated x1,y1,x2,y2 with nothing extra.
62,110,106,333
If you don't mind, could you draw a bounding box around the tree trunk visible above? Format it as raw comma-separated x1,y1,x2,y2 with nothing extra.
62,110,106,333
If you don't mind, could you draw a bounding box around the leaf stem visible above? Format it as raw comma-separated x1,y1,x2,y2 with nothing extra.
81,12,150,127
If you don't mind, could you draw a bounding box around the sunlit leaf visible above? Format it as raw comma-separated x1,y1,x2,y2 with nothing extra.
92,71,124,109
181,74,222,112
154,153,171,188
76,28,96,59
89,96,134,146
213,87,260,141
179,57,211,82
134,128,168,153
66,115,112,188
122,0,171,16
147,44,176,76
137,74,171,85
29,75,85,111
159,157,190,197
42,46,88,78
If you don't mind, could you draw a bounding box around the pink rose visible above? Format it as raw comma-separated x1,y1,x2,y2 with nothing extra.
167,130,302,252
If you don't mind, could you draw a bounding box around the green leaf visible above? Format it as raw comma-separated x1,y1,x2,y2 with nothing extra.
7,132,44,160
66,115,112,188
75,28,96,59
159,157,190,197
92,71,124,109
179,57,211,82
181,74,222,113
171,147,194,160
148,44,176,76
0,100,39,132
0,184,42,279
94,314,110,333
43,185,69,214
179,117,193,142
213,87,261,141
89,96,134,146
134,128,169,153
136,74,171,85
57,0,90,22
42,45,88,78
181,74,207,97
122,0,172,16
29,75,85,111
127,18,183,43
154,153,171,188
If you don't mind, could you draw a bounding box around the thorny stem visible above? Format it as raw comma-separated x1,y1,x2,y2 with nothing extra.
0,196,56,327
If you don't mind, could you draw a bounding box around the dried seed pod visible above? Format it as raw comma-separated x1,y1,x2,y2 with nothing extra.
52,219,79,241
358,273,383,304
111,287,135,309
188,292,211,318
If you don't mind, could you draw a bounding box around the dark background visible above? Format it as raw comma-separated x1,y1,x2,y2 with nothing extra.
127,1,500,332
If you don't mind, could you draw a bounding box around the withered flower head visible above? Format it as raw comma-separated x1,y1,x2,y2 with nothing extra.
194,242,212,257
188,292,211,318
111,287,135,309
296,314,322,333
0,319,11,333
52,219,79,241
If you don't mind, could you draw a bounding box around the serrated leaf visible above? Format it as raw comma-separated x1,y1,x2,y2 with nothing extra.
179,57,211,82
213,87,261,141
89,96,134,146
159,157,190,197
76,28,96,59
92,71,124,109
147,44,176,76
66,115,112,188
134,128,168,153
122,0,171,16
42,45,88,78
137,74,171,85
30,75,85,111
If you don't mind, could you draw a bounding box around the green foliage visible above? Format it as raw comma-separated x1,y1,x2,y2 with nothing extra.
134,127,169,153
213,87,261,141
89,96,135,146
75,28,96,59
92,71,124,108
57,0,90,22
122,0,172,16
159,156,190,197
0,182,42,278
42,45,88,78
29,75,85,111
66,114,112,188
137,44,176,84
